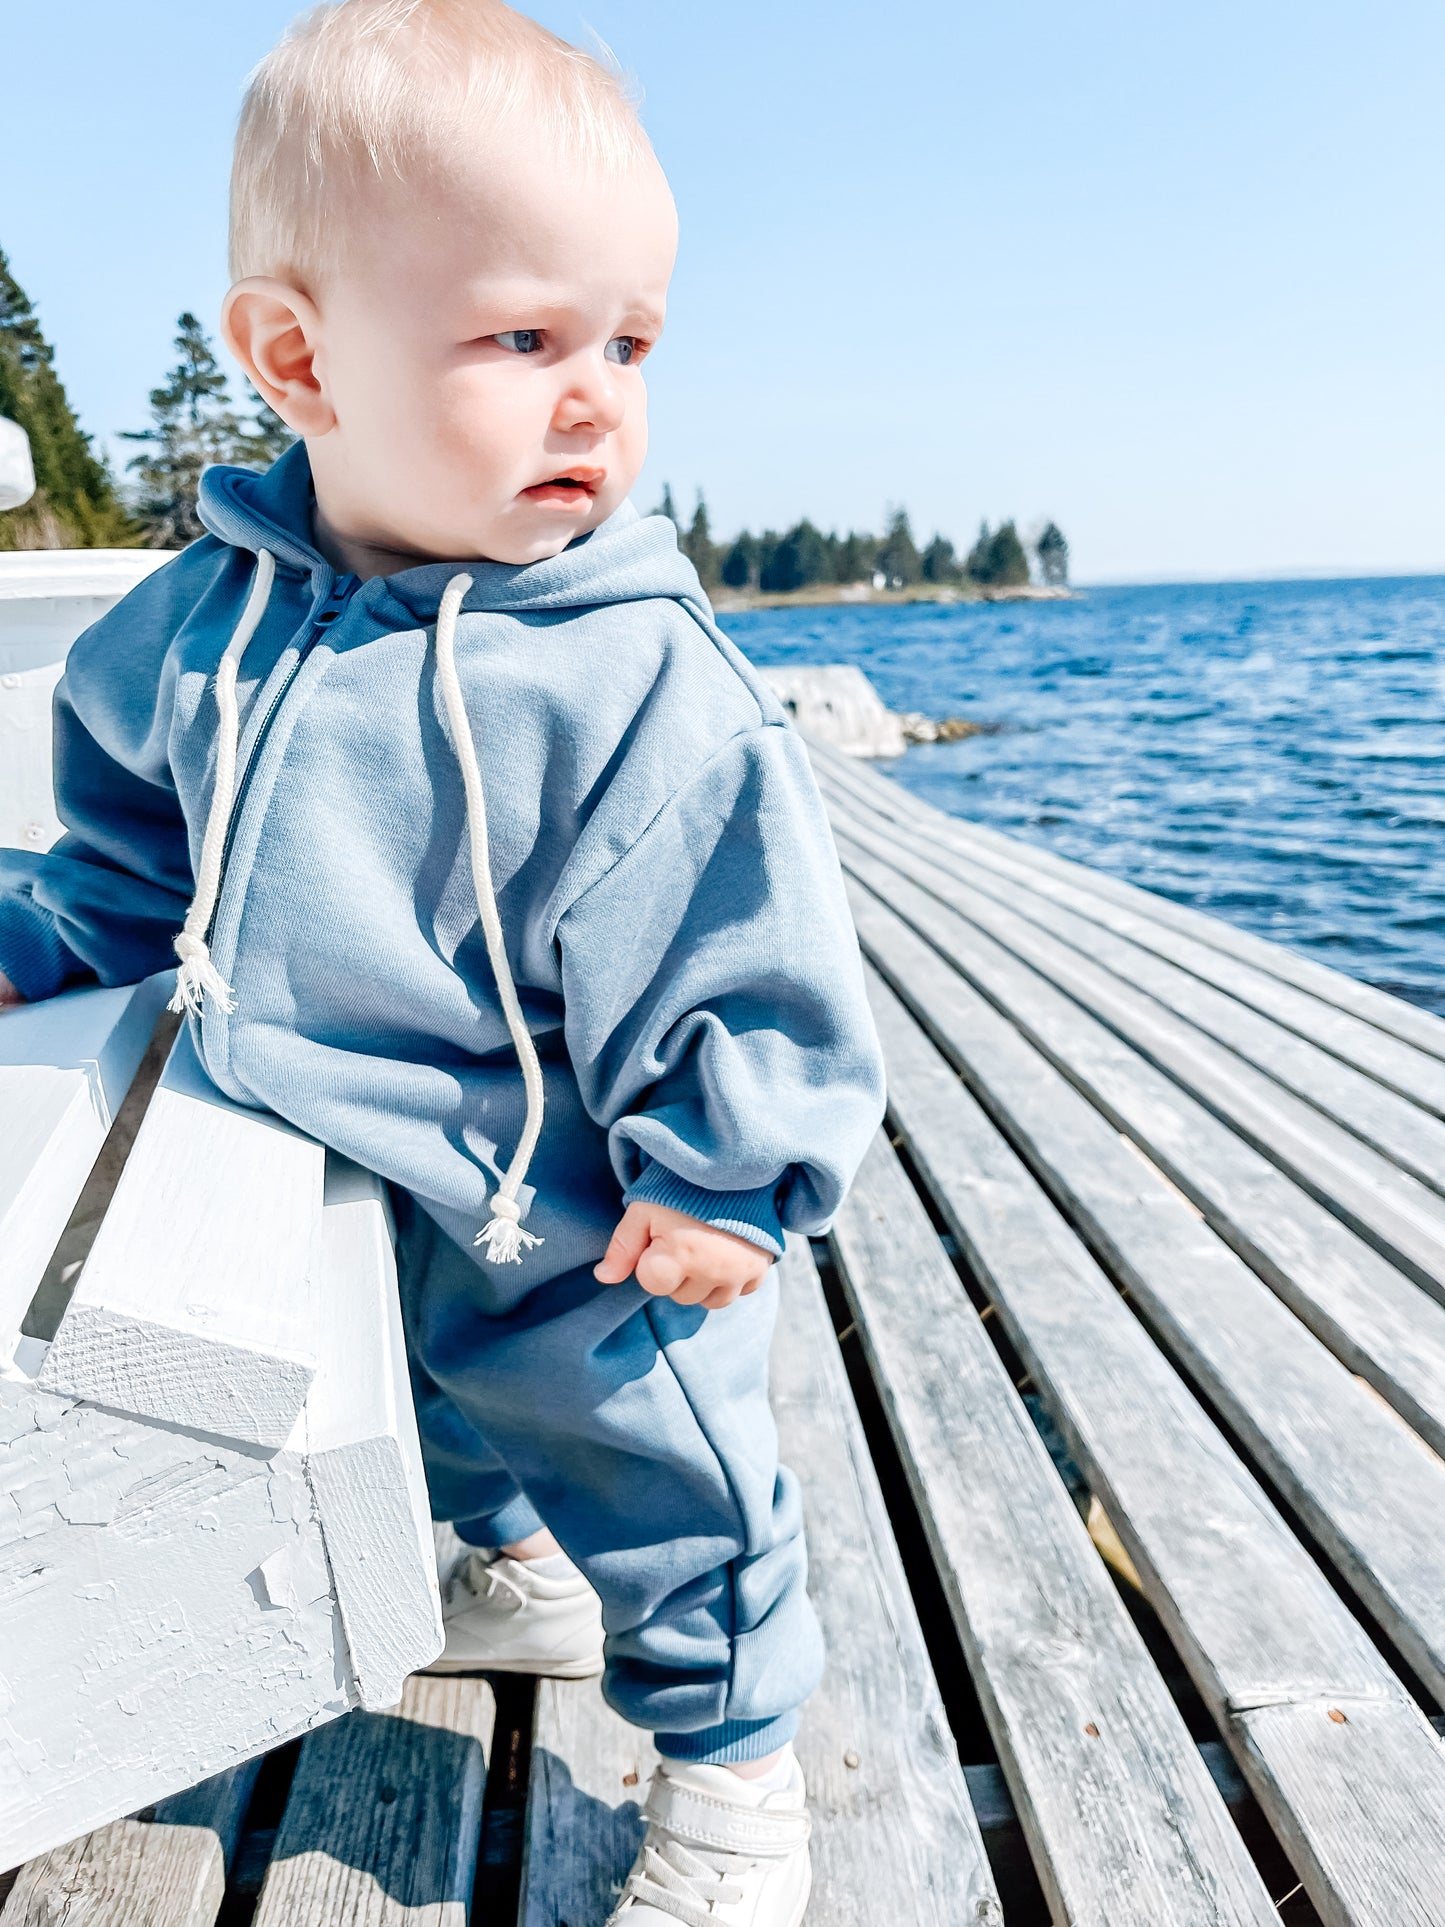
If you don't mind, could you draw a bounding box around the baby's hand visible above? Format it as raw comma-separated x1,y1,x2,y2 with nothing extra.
0,970,22,1011
594,1201,774,1311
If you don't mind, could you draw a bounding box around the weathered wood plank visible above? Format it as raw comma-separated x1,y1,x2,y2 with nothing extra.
868,967,1445,1925
0,976,170,1358
809,734,1445,1065
251,1676,494,1927
150,1759,266,1872
847,914,1445,1713
0,1819,223,1927
839,839,1445,1462
831,797,1445,1303
35,1025,321,1448
831,783,1445,1183
832,1137,1278,1926
823,760,1445,1117
306,1156,442,1708
521,1237,1002,1927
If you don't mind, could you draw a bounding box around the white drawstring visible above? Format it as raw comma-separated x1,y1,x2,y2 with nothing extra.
432,574,547,1264
169,549,277,1016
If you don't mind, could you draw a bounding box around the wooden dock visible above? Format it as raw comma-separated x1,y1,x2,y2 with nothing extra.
7,743,1445,1925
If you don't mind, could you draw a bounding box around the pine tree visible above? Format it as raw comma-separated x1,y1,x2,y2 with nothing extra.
875,508,921,587
964,520,993,583
682,491,720,588
122,313,253,547
985,519,1030,587
760,519,833,593
651,482,680,526
721,533,754,590
1036,521,1069,587
836,530,876,584
921,533,961,583
0,247,139,550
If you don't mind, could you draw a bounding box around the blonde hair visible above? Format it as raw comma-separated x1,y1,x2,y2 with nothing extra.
230,0,652,284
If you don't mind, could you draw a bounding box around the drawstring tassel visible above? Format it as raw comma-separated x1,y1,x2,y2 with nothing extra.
476,1192,544,1265
432,572,548,1265
170,931,237,1017
167,547,277,1018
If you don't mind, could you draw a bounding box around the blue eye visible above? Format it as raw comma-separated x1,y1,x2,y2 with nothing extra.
495,329,544,354
605,337,638,366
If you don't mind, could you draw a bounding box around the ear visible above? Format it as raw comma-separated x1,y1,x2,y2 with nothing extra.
222,277,335,436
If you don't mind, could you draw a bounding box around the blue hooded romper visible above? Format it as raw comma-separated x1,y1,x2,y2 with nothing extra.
0,445,886,1762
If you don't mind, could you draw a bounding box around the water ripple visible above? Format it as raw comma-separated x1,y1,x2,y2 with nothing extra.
721,575,1445,1016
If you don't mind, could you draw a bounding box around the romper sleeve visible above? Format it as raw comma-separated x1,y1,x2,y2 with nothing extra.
554,723,886,1254
0,594,194,1000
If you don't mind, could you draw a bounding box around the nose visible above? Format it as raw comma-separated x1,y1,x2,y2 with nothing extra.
552,350,626,436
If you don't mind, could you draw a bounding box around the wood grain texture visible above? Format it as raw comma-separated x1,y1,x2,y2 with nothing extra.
866,964,1445,1924
251,1675,494,1927
809,734,1445,1065
830,794,1445,1304
306,1157,442,1710
845,911,1445,1714
838,837,1445,1463
0,1818,223,1927
521,1237,1002,1927
36,1025,320,1448
0,977,170,1356
151,1759,266,1873
821,757,1445,1117
835,785,1445,1180
832,1136,1277,1926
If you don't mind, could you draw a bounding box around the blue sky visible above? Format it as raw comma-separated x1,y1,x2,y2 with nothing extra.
2,0,1441,581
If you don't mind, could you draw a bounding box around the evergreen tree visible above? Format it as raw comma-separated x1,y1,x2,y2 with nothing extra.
1036,521,1069,587
761,518,832,593
681,491,720,588
752,530,782,590
721,532,755,590
122,313,252,547
985,519,1030,588
875,508,920,587
920,533,961,583
0,247,139,549
836,530,877,583
964,520,993,583
651,481,680,526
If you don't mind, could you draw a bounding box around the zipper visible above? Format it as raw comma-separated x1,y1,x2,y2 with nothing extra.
205,571,360,941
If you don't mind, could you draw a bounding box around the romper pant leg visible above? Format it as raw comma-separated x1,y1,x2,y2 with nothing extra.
395,1193,824,1765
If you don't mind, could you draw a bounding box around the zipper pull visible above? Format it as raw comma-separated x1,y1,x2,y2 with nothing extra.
313,573,359,633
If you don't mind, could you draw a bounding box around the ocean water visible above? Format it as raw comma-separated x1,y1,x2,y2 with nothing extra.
720,576,1445,1017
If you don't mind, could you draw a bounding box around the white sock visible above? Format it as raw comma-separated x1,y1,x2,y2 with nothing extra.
663,1743,799,1805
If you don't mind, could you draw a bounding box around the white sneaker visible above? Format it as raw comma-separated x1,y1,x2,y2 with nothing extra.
424,1548,605,1678
608,1749,812,1926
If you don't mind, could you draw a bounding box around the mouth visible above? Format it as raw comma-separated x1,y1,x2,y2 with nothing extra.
521,468,605,508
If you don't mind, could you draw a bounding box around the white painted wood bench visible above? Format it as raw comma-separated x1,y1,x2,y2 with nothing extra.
0,980,442,1871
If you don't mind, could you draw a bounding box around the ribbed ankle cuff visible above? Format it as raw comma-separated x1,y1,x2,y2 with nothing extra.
654,1711,800,1765
451,1493,545,1549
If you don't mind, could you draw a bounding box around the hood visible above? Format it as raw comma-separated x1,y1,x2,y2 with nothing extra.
196,441,705,620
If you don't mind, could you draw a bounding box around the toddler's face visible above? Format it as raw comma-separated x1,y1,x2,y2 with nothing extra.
302,149,677,568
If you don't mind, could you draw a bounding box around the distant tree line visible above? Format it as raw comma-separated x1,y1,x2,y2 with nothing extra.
656,486,1069,594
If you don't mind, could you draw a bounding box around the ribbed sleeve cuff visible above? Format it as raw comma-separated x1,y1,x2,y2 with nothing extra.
0,894,72,1002
623,1162,785,1258
654,1711,800,1764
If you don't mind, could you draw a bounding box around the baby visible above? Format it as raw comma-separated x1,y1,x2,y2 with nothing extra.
0,4,884,1921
